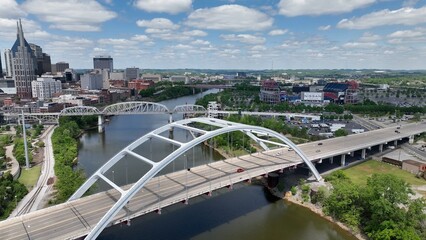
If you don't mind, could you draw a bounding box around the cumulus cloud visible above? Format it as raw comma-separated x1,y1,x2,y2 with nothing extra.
268,29,288,36
183,30,207,37
134,0,192,14
185,5,273,31
337,7,426,29
136,18,179,30
318,25,331,31
221,34,266,44
22,0,116,31
98,38,137,46
0,0,26,18
387,29,424,38
343,42,377,48
359,32,381,42
278,0,375,16
0,18,47,40
191,39,210,45
131,34,152,42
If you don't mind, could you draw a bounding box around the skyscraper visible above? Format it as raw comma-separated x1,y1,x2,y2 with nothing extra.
0,50,3,78
93,55,113,71
11,19,37,99
4,49,13,77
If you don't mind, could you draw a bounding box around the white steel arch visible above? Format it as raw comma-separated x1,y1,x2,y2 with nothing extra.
68,117,322,240
102,101,169,115
60,106,101,116
172,104,206,114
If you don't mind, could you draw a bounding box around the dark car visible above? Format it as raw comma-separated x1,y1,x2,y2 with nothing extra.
236,168,244,173
318,142,323,145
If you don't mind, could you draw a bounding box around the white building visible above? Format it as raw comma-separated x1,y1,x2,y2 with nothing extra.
301,92,324,101
31,76,62,100
170,75,189,83
81,71,103,90
207,101,220,118
110,71,124,80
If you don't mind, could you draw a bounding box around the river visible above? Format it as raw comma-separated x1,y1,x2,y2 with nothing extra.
77,89,357,240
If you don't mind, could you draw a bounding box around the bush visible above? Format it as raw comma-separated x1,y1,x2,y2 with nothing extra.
290,186,297,195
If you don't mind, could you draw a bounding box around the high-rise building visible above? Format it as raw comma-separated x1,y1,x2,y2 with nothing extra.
29,43,52,76
0,50,3,78
55,62,69,74
125,67,140,81
31,76,62,100
42,53,51,73
93,55,113,71
81,70,103,90
4,49,13,77
11,19,37,99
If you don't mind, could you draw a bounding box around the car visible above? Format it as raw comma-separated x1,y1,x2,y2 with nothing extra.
395,130,400,133
318,142,323,145
236,168,244,173
288,148,294,151
316,149,321,153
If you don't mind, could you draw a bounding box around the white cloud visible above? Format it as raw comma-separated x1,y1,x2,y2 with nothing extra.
183,30,207,37
98,38,137,46
343,42,377,48
387,29,425,38
221,34,266,44
268,29,288,36
136,18,179,29
337,7,426,29
131,34,151,42
359,32,381,42
0,0,26,18
22,0,116,31
134,0,192,14
251,45,267,51
173,44,193,50
318,25,331,31
0,18,47,40
191,39,210,45
185,5,273,31
278,0,375,16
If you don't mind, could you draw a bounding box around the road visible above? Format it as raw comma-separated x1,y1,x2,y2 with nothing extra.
0,121,424,240
10,126,56,217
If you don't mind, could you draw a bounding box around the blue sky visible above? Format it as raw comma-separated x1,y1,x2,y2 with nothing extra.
1,0,426,70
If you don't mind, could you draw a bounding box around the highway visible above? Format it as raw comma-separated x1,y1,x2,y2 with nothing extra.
0,121,424,240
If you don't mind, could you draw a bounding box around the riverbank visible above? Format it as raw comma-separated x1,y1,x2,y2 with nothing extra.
283,194,367,240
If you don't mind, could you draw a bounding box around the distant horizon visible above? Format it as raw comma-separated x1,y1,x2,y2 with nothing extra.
1,1,426,69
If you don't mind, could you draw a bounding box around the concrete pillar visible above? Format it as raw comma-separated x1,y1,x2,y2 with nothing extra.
409,135,414,144
330,157,334,164
169,113,174,133
361,149,366,159
350,151,354,157
379,144,383,152
394,140,398,146
98,115,104,133
341,154,346,166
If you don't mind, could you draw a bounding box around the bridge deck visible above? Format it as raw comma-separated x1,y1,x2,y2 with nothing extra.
0,122,424,240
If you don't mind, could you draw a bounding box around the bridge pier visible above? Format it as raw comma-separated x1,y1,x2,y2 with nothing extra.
394,140,398,146
329,157,333,164
361,149,366,159
409,135,414,144
340,154,346,166
379,144,383,152
98,115,104,133
350,151,354,157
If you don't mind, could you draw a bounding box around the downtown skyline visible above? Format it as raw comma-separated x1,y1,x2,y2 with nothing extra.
0,0,426,70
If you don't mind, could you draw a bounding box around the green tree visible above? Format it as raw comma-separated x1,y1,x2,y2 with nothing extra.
334,129,348,137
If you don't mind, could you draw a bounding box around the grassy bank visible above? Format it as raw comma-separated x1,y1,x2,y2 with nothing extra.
18,165,41,189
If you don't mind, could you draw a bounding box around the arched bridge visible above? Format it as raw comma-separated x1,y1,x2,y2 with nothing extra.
0,120,425,240
3,102,207,125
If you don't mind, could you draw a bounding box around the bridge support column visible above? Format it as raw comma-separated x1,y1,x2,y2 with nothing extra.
340,154,346,166
409,135,414,144
98,115,104,133
361,149,366,159
168,113,174,133
350,151,354,157
379,144,383,152
330,157,333,164
394,140,398,146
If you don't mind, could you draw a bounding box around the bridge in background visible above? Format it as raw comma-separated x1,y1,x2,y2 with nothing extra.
0,118,424,240
3,101,321,132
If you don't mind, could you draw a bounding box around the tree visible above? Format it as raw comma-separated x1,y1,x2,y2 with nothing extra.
334,129,348,137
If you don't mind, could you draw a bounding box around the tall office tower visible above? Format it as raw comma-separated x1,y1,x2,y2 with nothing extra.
55,62,69,73
93,55,113,71
11,19,37,99
42,53,51,73
0,50,3,78
125,67,140,81
4,49,13,77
